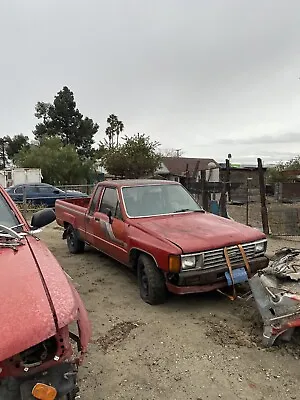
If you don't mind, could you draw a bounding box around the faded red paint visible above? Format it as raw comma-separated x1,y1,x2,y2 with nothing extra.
166,280,229,294
55,180,267,295
0,241,57,361
0,186,91,379
0,326,73,378
132,212,266,254
28,237,79,328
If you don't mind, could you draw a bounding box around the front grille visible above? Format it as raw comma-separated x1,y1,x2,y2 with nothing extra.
203,242,262,270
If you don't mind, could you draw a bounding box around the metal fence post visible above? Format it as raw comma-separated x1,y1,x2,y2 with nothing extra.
201,170,209,211
225,158,231,202
246,177,252,225
257,158,269,235
22,185,27,220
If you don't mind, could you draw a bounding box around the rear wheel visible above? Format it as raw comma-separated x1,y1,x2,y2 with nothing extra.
66,226,85,254
137,254,167,305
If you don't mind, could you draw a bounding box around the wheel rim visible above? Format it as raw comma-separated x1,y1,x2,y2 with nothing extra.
141,268,149,296
68,231,75,247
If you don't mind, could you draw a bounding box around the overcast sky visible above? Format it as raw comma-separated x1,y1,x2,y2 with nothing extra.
1,0,300,164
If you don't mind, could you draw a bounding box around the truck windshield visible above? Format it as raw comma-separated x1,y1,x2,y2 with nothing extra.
122,184,202,217
0,193,19,227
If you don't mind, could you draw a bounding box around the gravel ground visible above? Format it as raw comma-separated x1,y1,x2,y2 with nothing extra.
40,206,300,400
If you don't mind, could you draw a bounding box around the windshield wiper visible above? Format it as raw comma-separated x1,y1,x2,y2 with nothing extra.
0,224,40,241
0,225,23,240
174,208,205,213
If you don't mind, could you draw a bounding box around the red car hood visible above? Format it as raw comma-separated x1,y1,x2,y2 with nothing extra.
133,212,266,253
0,236,78,362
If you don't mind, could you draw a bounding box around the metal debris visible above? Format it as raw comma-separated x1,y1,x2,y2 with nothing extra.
249,248,300,347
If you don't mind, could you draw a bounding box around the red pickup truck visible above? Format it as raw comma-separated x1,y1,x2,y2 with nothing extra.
0,185,91,399
56,179,269,305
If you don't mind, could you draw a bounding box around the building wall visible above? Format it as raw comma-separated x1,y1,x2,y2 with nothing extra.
218,168,266,203
276,182,300,202
0,172,5,187
219,169,263,188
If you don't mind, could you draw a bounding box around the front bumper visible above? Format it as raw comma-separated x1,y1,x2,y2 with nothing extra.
166,256,269,295
0,362,77,400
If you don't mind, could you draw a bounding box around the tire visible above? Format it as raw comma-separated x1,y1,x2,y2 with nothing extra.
67,226,85,254
137,254,167,305
61,390,77,400
61,392,77,400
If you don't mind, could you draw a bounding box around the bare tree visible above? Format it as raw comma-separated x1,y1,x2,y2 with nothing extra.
160,148,184,157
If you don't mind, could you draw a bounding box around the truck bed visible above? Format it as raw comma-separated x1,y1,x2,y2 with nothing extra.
55,197,91,228
57,197,91,208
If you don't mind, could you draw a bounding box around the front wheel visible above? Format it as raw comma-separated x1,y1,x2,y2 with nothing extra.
137,254,167,305
66,226,85,254
61,390,78,400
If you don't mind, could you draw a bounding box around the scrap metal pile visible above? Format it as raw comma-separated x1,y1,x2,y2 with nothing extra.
249,248,300,347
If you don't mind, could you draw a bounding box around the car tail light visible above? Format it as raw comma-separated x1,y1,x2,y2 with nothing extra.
32,383,57,400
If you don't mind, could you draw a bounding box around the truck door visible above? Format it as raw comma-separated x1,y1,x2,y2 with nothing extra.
84,185,104,246
92,187,128,264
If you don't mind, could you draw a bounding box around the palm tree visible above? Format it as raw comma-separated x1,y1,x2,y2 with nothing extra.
106,114,124,148
105,126,113,148
116,119,124,148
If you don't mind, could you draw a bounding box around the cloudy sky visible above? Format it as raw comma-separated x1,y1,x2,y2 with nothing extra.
1,0,300,164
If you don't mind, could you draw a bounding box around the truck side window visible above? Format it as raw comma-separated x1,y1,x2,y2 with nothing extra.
99,187,121,219
89,186,103,215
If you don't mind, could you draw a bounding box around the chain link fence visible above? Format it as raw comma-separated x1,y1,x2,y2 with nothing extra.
228,199,300,236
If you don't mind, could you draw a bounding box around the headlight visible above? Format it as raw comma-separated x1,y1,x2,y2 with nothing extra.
181,255,196,270
181,254,204,270
255,241,266,253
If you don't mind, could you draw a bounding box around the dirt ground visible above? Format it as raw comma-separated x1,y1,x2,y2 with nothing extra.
40,207,300,400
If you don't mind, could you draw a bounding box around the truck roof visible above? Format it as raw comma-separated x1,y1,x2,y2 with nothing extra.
103,179,180,187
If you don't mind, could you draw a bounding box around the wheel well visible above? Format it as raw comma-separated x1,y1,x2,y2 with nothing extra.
129,249,158,272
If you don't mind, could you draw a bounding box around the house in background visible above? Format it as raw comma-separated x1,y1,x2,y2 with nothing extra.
156,157,220,185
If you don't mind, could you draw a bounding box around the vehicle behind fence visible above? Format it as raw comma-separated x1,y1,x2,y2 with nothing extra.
58,184,95,195
16,184,96,218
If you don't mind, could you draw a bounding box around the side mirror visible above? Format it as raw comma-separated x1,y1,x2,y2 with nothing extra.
53,190,60,194
104,208,113,224
31,208,56,229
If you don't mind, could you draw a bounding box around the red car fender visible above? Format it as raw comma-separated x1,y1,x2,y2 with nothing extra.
69,283,92,364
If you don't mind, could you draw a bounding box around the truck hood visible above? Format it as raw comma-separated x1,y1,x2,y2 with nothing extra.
0,236,78,361
134,212,266,253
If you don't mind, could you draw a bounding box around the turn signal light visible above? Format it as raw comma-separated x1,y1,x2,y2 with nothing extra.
169,255,181,273
32,383,57,400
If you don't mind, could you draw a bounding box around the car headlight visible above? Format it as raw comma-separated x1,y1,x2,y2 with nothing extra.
255,241,266,253
181,254,204,270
